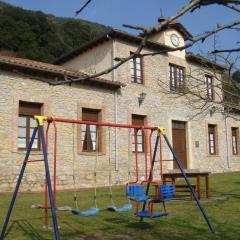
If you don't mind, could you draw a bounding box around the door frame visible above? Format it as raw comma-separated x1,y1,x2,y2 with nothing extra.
170,119,190,169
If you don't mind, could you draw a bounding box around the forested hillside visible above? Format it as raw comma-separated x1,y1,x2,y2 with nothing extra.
0,1,109,62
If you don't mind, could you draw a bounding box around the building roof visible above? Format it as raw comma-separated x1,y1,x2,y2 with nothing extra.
140,20,193,41
53,28,224,71
0,55,123,90
186,52,226,71
53,29,171,64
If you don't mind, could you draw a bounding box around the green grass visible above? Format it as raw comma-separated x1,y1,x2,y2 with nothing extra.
0,173,240,239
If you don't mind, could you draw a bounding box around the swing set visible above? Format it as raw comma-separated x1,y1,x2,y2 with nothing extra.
70,123,99,217
0,115,215,240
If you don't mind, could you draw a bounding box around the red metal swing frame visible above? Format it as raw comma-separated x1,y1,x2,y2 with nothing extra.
43,116,164,226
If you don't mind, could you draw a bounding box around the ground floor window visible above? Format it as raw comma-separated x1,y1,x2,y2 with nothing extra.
81,108,100,152
132,114,146,152
18,101,42,150
232,127,239,155
208,124,217,155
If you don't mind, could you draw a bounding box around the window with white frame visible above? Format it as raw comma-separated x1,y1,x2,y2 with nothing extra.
232,127,239,155
130,53,143,84
132,115,146,152
81,108,100,152
205,75,214,100
18,101,42,150
169,64,184,92
208,124,217,155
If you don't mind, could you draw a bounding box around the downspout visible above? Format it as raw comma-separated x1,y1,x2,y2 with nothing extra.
114,91,118,171
108,34,118,171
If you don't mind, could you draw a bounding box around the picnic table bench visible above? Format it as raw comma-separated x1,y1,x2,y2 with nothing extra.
163,169,211,200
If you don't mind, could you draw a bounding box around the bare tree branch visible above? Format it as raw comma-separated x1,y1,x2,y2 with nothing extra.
125,0,202,36
51,19,239,86
51,36,148,86
224,3,240,12
55,0,240,91
122,24,146,31
191,0,240,12
157,52,240,120
140,21,240,57
75,0,92,16
232,27,240,30
53,0,202,85
212,48,240,53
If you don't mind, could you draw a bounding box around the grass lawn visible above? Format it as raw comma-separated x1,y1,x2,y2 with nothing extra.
0,172,240,240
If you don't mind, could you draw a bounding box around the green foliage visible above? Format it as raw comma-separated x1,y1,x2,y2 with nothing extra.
232,70,240,82
0,1,109,62
223,71,240,112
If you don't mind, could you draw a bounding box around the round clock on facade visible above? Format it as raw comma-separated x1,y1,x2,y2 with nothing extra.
170,34,180,47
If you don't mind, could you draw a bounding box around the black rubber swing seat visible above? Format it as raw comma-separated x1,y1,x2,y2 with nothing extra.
136,211,168,218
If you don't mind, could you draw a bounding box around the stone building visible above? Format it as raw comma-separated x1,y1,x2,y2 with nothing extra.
0,21,239,192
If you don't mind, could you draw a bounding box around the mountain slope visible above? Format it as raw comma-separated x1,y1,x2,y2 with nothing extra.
0,1,110,62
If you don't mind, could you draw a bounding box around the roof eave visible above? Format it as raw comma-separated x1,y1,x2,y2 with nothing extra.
186,52,226,71
53,29,170,65
0,59,122,90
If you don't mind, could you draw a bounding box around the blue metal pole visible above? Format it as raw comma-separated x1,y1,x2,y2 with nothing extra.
162,134,215,234
39,126,60,240
0,127,38,240
140,134,160,221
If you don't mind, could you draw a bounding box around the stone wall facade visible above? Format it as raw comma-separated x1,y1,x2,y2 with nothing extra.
62,31,240,176
0,71,118,192
0,29,240,193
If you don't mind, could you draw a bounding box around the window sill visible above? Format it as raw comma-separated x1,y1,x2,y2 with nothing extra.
79,152,106,156
229,157,240,162
206,154,220,157
16,149,43,155
132,152,145,154
131,81,144,85
170,89,185,94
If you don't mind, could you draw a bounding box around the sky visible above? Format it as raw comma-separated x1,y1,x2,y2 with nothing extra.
2,0,240,61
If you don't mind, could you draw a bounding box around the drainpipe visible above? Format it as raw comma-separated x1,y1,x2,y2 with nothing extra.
108,34,119,171
114,91,118,171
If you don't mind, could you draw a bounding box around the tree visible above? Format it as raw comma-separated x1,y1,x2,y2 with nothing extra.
233,70,240,82
0,2,109,62
54,0,240,120
155,52,240,120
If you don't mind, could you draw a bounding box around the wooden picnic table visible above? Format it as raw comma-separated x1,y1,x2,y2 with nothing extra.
163,170,211,200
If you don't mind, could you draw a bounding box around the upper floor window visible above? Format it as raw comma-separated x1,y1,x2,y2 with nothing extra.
205,75,214,100
130,53,143,84
81,108,100,152
232,127,239,155
169,64,184,92
132,115,146,152
18,101,42,150
208,124,217,155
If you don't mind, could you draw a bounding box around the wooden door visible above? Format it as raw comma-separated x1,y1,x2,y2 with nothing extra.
172,121,187,169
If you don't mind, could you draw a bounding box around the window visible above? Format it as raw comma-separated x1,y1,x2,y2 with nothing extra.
208,124,217,155
232,127,238,155
169,64,184,92
82,108,100,152
18,101,42,150
132,115,146,152
205,75,214,100
130,53,143,84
